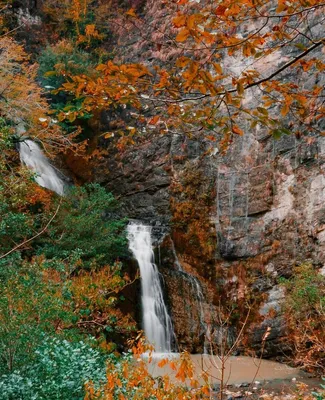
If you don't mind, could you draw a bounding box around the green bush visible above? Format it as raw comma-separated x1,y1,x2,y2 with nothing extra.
281,264,325,373
0,258,76,374
37,41,96,132
0,336,109,400
38,41,95,93
281,264,325,315
37,184,128,266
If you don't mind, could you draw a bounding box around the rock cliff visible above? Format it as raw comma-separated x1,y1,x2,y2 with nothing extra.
16,0,325,358
85,0,325,357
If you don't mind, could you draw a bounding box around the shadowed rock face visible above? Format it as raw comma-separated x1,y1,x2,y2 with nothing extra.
94,125,325,356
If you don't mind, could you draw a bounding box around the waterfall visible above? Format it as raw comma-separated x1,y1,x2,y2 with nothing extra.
170,240,209,353
127,223,174,353
19,140,65,196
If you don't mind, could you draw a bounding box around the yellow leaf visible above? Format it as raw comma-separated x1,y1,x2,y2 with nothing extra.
213,63,223,75
44,70,57,77
276,0,287,13
225,91,232,104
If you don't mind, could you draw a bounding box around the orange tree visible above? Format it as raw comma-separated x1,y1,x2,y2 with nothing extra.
56,0,324,152
85,339,210,400
0,34,87,164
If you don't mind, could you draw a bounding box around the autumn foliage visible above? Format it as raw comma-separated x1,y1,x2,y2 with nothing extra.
52,0,324,152
0,0,325,398
85,340,210,400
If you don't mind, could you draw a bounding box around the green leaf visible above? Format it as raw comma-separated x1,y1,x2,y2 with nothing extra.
271,129,282,139
257,107,268,116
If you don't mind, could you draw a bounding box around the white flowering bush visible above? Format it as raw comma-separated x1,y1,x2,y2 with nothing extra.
0,336,108,400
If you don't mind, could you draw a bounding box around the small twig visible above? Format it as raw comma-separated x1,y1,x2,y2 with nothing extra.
244,327,271,400
224,307,251,361
0,4,8,14
0,201,62,260
0,24,25,38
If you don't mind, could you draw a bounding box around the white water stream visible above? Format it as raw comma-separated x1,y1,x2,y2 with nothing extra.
127,223,175,352
171,241,210,353
19,140,65,196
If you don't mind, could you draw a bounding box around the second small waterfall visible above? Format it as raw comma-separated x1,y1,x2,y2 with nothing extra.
127,223,174,353
19,140,65,196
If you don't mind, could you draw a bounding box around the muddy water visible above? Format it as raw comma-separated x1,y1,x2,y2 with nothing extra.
146,354,303,385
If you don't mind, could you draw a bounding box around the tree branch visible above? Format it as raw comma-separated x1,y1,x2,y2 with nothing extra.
150,38,324,104
243,38,324,90
0,201,61,260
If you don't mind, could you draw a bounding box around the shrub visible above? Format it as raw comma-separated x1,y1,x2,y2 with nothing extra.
37,184,128,265
38,40,95,92
0,336,108,400
0,258,75,373
281,264,325,373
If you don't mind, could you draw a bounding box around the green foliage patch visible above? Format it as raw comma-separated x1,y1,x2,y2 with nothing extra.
0,336,109,400
38,183,128,265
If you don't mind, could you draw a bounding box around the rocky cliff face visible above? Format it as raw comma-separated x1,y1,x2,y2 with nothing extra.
17,0,325,358
66,1,325,357
99,1,325,358
88,123,325,356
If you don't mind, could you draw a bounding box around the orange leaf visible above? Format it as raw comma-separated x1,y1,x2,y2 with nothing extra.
173,14,186,28
149,115,160,125
126,8,137,17
215,5,227,15
186,14,198,30
232,125,244,135
176,56,191,68
169,361,177,371
237,81,244,96
158,358,169,368
176,28,190,42
281,103,289,116
202,386,210,395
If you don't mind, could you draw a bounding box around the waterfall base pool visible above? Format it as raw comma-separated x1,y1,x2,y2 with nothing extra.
145,354,303,385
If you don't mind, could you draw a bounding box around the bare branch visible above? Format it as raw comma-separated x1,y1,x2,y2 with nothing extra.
0,200,62,260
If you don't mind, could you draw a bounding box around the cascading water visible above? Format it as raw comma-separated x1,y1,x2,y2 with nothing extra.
171,240,210,353
127,223,175,353
19,140,65,196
